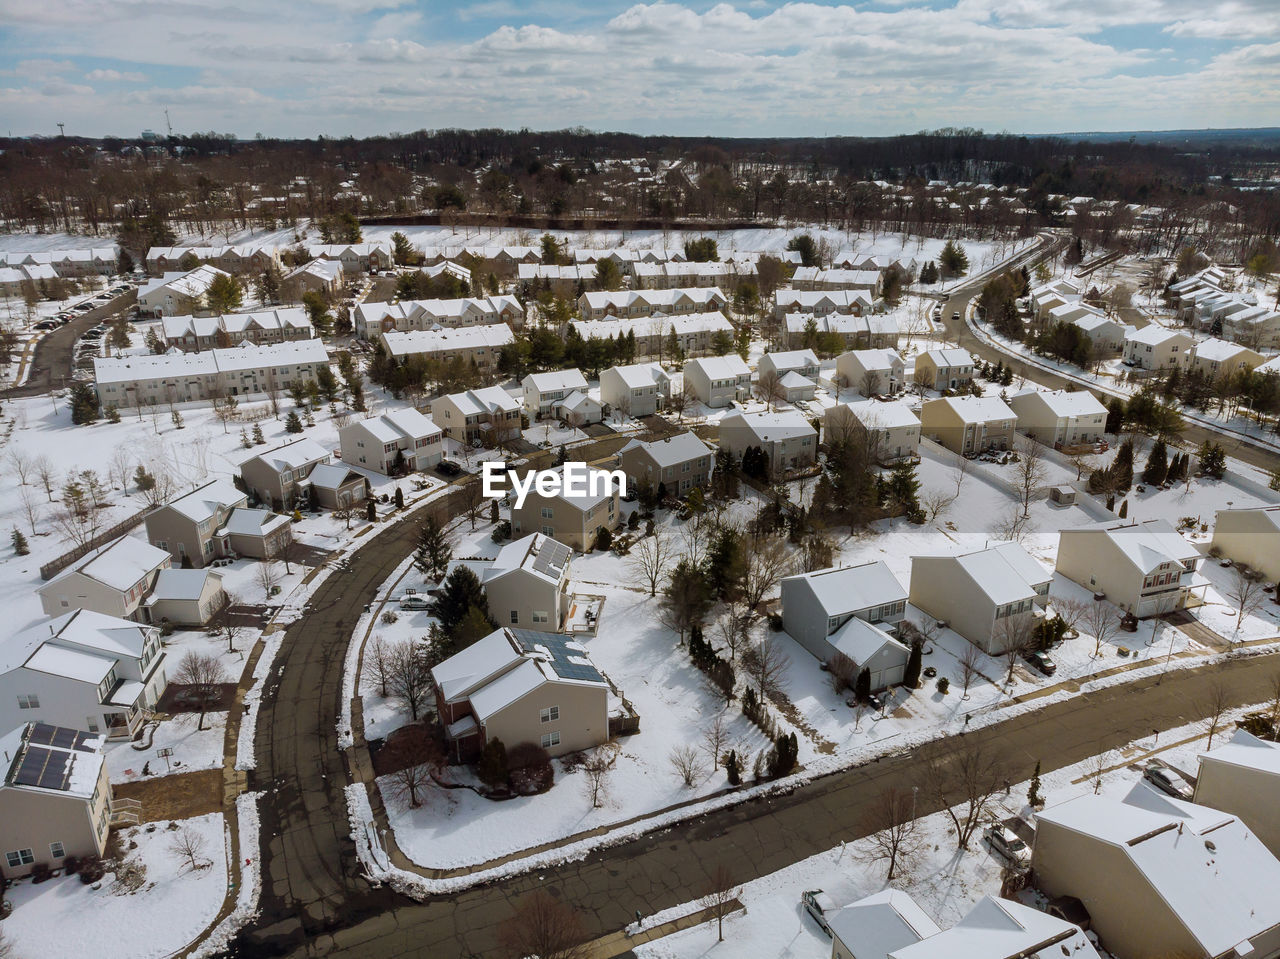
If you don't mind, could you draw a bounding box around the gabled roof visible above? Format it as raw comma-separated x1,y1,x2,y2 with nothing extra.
1009,388,1107,418
685,354,749,378
721,409,816,441
160,478,246,524
830,399,921,430
524,369,588,393
619,432,712,469
926,542,1047,606
146,567,223,602
484,533,572,588
779,371,815,389
41,536,170,594
3,609,155,675
1066,519,1197,575
1199,728,1280,777
831,616,908,666
1,722,105,800
1125,325,1188,346
762,349,819,372
381,324,515,357
783,560,907,618
217,507,290,538
604,362,670,390
829,890,941,959
349,408,442,444
306,462,365,491
841,348,904,371
1186,337,1255,362
247,437,330,474
925,395,1014,423
919,347,972,367
891,896,1099,959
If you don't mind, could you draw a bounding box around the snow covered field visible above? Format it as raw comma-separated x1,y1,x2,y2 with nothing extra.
1,813,228,959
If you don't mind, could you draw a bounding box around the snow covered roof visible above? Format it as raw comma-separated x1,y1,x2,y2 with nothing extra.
146,568,222,602
1125,325,1187,346
1199,728,1280,777
842,348,904,371
721,410,817,442
217,507,290,538
936,543,1049,606
43,535,170,594
580,287,726,311
774,289,874,312
1010,388,1106,418
605,362,670,390
484,533,572,588
892,896,1099,959
832,616,908,666
4,609,155,675
829,890,941,959
762,349,819,372
162,478,246,523
25,644,117,683
444,386,522,416
928,395,1015,423
1,722,105,800
248,437,330,473
524,369,588,393
779,371,815,389
685,354,749,379
920,348,972,367
139,264,229,300
381,324,514,358
570,311,733,342
538,465,622,510
558,390,599,413
783,560,907,618
1036,783,1280,959
1186,338,1254,362
619,432,711,469
349,408,441,444
1071,519,1197,575
831,399,921,430
306,462,364,491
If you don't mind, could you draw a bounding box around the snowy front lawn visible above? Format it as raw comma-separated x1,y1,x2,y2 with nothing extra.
105,711,227,783
2,813,228,959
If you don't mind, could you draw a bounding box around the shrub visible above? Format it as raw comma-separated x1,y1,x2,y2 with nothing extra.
79,857,106,884
31,862,53,883
380,610,398,625
507,742,554,794
491,520,511,543
936,676,950,695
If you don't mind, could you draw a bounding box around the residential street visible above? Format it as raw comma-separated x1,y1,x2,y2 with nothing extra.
1,288,137,398
234,462,1280,958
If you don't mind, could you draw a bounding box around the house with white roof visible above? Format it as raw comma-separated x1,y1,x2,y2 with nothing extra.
353,295,522,340
887,896,1100,959
1007,388,1107,449
430,386,523,447
599,363,672,417
569,312,734,360
1182,338,1268,378
576,287,726,320
1123,326,1193,370
836,349,905,396
0,609,168,741
522,369,590,420
0,723,113,879
307,242,393,273
510,465,621,551
282,257,344,299
909,543,1050,653
829,889,941,959
1033,782,1280,959
479,533,573,632
1055,518,1200,618
914,348,974,391
1194,729,1280,857
781,561,909,688
683,354,751,408
161,308,315,352
719,410,817,474
37,537,171,621
137,265,231,317
793,268,882,295
919,395,1016,455
239,437,332,509
1073,312,1133,352
759,349,820,382
783,312,898,350
380,324,513,371
141,568,227,627
143,477,291,567
432,627,612,760
617,432,713,497
774,289,873,320
824,401,920,464
1211,505,1280,581
338,408,443,474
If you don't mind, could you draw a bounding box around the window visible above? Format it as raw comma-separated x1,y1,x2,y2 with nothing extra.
541,525,554,536
540,706,560,723
5,849,34,868
510,610,519,625
540,731,561,748
540,507,554,519
17,694,39,709
49,842,65,860
532,611,549,624
86,716,100,733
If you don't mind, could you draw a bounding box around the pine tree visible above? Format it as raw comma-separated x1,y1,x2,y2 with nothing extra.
1142,437,1168,486
1105,397,1125,435
1028,760,1043,807
394,487,404,510
413,516,452,582
284,411,303,433
1198,441,1226,479
69,381,99,425
1112,439,1135,493
240,427,251,449
903,640,923,689
855,667,872,703
133,465,156,493
725,749,741,786
366,499,377,522
477,738,508,789
252,423,265,445
11,527,29,556
1118,499,1129,518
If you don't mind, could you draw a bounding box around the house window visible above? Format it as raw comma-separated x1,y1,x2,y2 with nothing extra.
540,507,554,520
86,716,100,733
532,611,549,624
540,706,560,723
5,849,34,868
510,610,519,625
17,694,39,709
541,526,554,536
540,731,561,748
49,841,65,860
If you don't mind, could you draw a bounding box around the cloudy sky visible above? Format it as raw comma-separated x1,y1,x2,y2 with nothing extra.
1,0,1278,139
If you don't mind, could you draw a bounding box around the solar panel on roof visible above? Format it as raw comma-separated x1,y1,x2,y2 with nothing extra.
51,727,79,750
13,746,52,787
27,722,57,746
38,759,70,791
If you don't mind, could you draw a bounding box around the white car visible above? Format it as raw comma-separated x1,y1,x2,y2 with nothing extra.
802,890,837,936
984,824,1030,867
398,594,429,610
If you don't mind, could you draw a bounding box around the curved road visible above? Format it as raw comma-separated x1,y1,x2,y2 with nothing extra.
2,288,137,398
234,475,1280,957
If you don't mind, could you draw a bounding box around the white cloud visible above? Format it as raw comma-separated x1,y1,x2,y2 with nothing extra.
85,68,147,82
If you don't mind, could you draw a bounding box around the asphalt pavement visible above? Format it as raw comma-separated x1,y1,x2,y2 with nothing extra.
2,288,137,397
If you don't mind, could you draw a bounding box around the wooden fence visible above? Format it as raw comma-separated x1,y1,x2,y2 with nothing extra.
40,507,151,580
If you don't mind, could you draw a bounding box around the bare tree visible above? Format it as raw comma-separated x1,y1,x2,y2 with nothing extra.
109,448,133,492
924,740,1006,850
992,504,1034,543
6,447,33,486
1088,747,1114,794
678,512,712,568
951,455,970,498
381,724,444,809
1067,451,1098,481
742,533,795,609
333,502,357,530
669,744,703,788
702,712,730,769
700,863,740,942
498,891,589,959
18,485,41,534
1052,597,1091,639
365,634,393,697
1084,598,1119,657
172,651,227,731
385,638,433,721
255,560,282,601
627,529,672,596
755,368,787,411
1225,567,1266,631
169,824,211,872
827,651,858,695
1012,438,1048,518
1203,680,1231,749
994,612,1036,684
859,786,923,880
921,486,957,522
462,480,485,531
742,636,791,699
667,383,693,422
715,606,750,663
958,644,982,699
34,455,57,501
211,594,247,653
581,747,613,808
1269,672,1280,741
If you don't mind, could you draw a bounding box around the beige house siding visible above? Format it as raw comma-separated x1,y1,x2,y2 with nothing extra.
146,578,227,627
1055,529,1192,617
485,571,569,632
919,401,1015,456
511,491,620,552
618,447,712,495
38,572,145,620
823,406,919,465
482,681,608,759
1194,760,1280,858
908,555,997,652
0,768,111,879
1211,510,1280,581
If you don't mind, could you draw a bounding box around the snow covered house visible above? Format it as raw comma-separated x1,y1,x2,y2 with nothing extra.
1033,783,1280,959
1122,327,1193,370
509,465,621,552
913,348,974,392
783,312,897,350
569,312,734,360
282,257,344,299
599,363,671,417
141,568,227,627
758,349,820,382
144,478,291,567
617,432,713,497
1055,519,1200,618
432,627,611,760
1181,338,1268,378
137,265,231,317
577,287,726,320
824,401,920,464
306,242,393,272
161,308,314,352
1072,313,1132,352
780,561,909,689
1211,505,1280,582
836,349,905,396
683,354,751,408
430,387,523,447
919,395,1016,455
379,325,513,372
0,723,112,879
908,543,1050,654
0,610,168,741
774,289,873,320
719,410,817,473
37,537,171,621
1194,730,1280,858
886,896,1100,959
239,437,332,509
829,889,941,959
479,533,573,633
1006,388,1107,449
338,408,443,474
353,296,522,340
521,369,590,420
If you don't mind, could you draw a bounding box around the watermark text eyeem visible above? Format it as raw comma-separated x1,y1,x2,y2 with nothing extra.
482,461,627,510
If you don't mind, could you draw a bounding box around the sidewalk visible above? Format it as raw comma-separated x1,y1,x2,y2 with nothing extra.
582,901,745,959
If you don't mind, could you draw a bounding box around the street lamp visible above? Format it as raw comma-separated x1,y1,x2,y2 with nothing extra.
911,785,919,821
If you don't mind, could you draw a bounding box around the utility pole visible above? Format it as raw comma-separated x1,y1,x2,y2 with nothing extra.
165,109,173,137
57,122,65,137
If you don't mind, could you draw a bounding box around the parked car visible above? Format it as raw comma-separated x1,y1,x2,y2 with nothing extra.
1024,650,1057,676
984,824,1031,867
399,595,430,610
802,890,837,936
951,311,961,321
33,320,57,331
436,460,463,477
1143,761,1193,800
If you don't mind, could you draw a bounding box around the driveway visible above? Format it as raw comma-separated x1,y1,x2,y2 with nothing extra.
2,288,137,397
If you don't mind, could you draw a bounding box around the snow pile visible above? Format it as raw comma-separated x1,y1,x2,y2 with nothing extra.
190,792,263,959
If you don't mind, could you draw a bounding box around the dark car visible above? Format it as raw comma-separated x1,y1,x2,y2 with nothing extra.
1024,650,1057,676
435,460,463,477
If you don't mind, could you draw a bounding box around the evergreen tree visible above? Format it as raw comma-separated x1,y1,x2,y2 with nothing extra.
11,527,29,556
725,749,741,785
428,566,495,642
477,738,508,789
366,498,377,522
939,240,969,277
707,526,746,600
1000,364,1014,386
1118,499,1129,519
594,526,613,551
394,487,404,510
413,515,452,581
1105,397,1125,434
884,460,922,516
903,640,923,689
1112,439,1135,493
69,381,99,425
133,465,156,493
855,667,872,703
1028,760,1043,806
284,410,304,433
918,260,939,284
1142,437,1168,486
1198,441,1226,479
252,423,265,444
